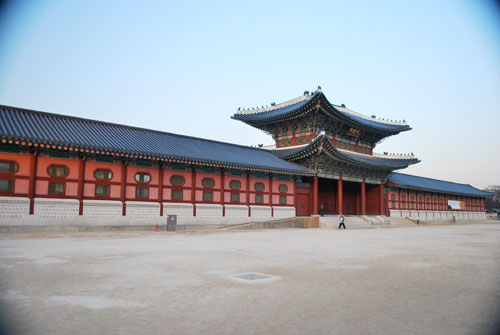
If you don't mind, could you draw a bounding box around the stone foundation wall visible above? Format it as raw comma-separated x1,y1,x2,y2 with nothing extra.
389,209,487,221
0,197,30,225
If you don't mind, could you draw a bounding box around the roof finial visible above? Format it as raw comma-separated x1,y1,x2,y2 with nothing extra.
317,85,322,92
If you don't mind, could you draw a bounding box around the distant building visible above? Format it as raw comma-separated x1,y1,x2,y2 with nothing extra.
0,88,492,227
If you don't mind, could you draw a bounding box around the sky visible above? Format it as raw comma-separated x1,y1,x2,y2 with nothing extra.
0,0,499,189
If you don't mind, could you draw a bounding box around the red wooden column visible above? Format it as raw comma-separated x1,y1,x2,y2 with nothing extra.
221,169,225,217
158,163,164,216
312,176,318,215
121,160,128,216
77,156,87,215
337,178,343,215
28,151,39,215
379,183,384,215
246,171,251,217
191,166,196,216
361,179,366,215
269,174,273,217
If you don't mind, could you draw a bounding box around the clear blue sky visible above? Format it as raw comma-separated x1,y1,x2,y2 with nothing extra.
1,0,499,188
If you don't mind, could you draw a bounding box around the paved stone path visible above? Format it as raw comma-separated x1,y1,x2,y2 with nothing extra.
1,224,500,335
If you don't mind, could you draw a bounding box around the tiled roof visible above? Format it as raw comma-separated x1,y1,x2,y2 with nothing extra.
272,134,419,170
0,105,313,175
388,172,493,197
233,89,410,134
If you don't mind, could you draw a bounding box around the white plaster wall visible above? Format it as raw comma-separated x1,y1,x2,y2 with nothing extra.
163,203,194,217
125,201,160,220
83,200,122,221
34,198,79,222
224,205,249,218
389,210,402,218
0,196,30,225
196,204,223,218
273,206,296,219
250,205,272,220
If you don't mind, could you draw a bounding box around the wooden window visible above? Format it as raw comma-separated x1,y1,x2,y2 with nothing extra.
172,190,183,200
255,194,263,203
401,195,406,209
136,187,149,198
279,141,285,147
171,176,185,185
391,194,396,209
278,184,288,193
49,183,65,194
0,161,18,173
229,180,241,189
135,173,151,183
0,180,14,192
48,165,68,177
231,193,239,202
286,139,292,145
95,169,112,180
297,138,303,144
279,195,287,204
203,191,213,201
254,182,265,191
96,185,110,197
305,137,311,143
202,178,215,188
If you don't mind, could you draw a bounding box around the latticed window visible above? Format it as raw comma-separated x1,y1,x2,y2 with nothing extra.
202,178,215,188
135,173,151,183
254,182,265,191
49,183,65,194
278,185,288,193
136,187,148,198
229,180,241,189
231,193,239,202
171,175,185,185
48,165,68,177
203,191,213,201
96,185,109,197
391,194,396,209
0,180,13,192
279,196,287,204
0,161,17,173
172,190,183,200
255,194,263,203
401,195,406,209
95,169,112,180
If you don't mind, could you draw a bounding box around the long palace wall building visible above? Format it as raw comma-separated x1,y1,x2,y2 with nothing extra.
0,87,492,229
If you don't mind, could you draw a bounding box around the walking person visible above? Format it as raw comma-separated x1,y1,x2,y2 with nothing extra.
338,214,346,229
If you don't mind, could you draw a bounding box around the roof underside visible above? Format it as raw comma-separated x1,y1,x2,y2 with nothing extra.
272,135,419,170
388,172,493,197
0,105,313,175
233,90,411,134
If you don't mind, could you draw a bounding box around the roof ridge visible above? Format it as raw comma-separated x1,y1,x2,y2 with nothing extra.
235,91,316,115
391,172,475,187
331,103,408,126
0,104,272,153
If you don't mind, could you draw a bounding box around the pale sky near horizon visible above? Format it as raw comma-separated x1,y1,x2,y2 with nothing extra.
0,0,499,189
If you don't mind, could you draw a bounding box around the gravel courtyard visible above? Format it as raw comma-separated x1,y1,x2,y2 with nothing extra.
1,224,500,335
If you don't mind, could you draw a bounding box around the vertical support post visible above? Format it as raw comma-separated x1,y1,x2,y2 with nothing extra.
379,183,384,215
191,166,196,216
158,162,163,216
28,151,38,215
121,160,127,216
221,169,225,217
337,178,343,215
292,175,296,207
246,171,251,217
78,155,86,215
361,180,366,215
269,174,273,217
312,175,318,215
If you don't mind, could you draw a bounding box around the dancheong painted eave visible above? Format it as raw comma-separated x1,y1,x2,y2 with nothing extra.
0,104,314,176
272,134,420,170
232,88,412,135
388,172,494,197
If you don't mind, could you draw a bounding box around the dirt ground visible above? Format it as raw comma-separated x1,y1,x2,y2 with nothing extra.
1,224,500,335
